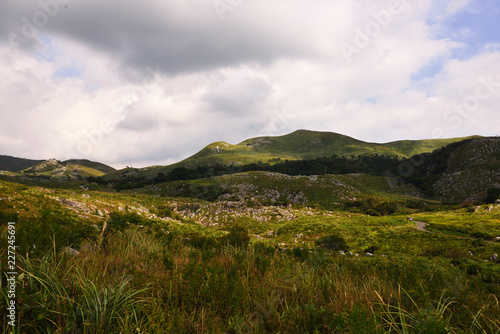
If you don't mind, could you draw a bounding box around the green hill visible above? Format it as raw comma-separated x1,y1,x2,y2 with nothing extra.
107,130,478,178
0,155,43,172
185,130,479,165
63,159,116,174
397,137,500,202
20,158,115,179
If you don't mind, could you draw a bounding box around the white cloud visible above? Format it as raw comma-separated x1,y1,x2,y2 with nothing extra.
0,0,499,168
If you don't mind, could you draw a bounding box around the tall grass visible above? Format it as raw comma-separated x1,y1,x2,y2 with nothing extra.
7,237,151,333
3,224,500,333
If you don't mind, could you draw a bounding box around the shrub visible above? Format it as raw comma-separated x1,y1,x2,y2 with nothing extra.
485,188,500,204
315,233,348,251
184,233,219,250
157,205,172,218
219,226,250,249
253,242,275,256
14,208,93,256
364,245,379,254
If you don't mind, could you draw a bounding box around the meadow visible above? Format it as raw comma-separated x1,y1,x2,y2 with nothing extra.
1,178,500,333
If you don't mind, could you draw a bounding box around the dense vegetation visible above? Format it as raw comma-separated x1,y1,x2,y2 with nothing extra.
106,154,400,191
0,156,43,172
1,178,500,333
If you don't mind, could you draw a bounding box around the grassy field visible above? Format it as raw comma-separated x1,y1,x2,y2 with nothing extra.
1,178,500,333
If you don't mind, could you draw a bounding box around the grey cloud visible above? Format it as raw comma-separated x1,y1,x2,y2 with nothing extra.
203,75,273,114
1,0,315,81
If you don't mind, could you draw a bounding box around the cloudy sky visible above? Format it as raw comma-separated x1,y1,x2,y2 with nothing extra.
1,0,499,168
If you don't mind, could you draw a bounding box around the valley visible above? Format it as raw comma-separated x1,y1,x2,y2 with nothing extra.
1,130,500,333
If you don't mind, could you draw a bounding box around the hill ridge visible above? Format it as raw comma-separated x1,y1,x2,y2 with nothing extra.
103,130,481,179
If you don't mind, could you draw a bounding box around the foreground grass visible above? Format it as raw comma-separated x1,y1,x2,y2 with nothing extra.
2,225,500,333
1,179,500,333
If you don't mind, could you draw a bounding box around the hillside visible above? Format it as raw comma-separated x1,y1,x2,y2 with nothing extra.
107,130,477,178
398,137,500,202
64,159,116,174
0,155,42,172
19,158,115,179
184,130,478,166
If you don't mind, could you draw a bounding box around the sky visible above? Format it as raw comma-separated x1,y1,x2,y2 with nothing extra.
1,0,500,168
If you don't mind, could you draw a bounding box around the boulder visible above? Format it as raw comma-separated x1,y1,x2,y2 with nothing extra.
63,247,80,256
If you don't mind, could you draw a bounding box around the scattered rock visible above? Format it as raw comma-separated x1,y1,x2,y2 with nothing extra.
469,251,473,256
63,247,80,256
339,251,345,256
495,237,500,241
490,254,498,262
296,233,303,239
365,252,374,257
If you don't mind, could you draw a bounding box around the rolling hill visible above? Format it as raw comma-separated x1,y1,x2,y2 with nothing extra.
107,130,478,178
2,157,116,179
0,155,43,172
397,137,500,202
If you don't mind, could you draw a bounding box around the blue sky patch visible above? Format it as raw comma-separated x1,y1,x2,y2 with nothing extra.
52,66,83,79
440,0,500,60
411,60,444,83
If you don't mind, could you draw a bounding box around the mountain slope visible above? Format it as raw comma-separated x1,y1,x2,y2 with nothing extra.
64,159,116,174
174,130,479,167
109,130,478,178
0,155,43,172
21,158,115,179
398,137,500,202
382,136,482,157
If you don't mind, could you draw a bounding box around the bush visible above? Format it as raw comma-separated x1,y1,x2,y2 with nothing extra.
315,233,348,251
369,201,398,216
485,188,500,204
253,241,275,256
363,245,379,254
184,233,219,250
157,205,173,218
14,208,93,256
472,239,485,248
219,226,250,249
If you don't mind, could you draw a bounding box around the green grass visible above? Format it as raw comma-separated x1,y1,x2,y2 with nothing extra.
1,178,500,333
383,136,481,158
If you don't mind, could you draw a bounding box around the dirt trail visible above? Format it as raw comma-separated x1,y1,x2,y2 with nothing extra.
414,220,430,232
413,220,498,244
